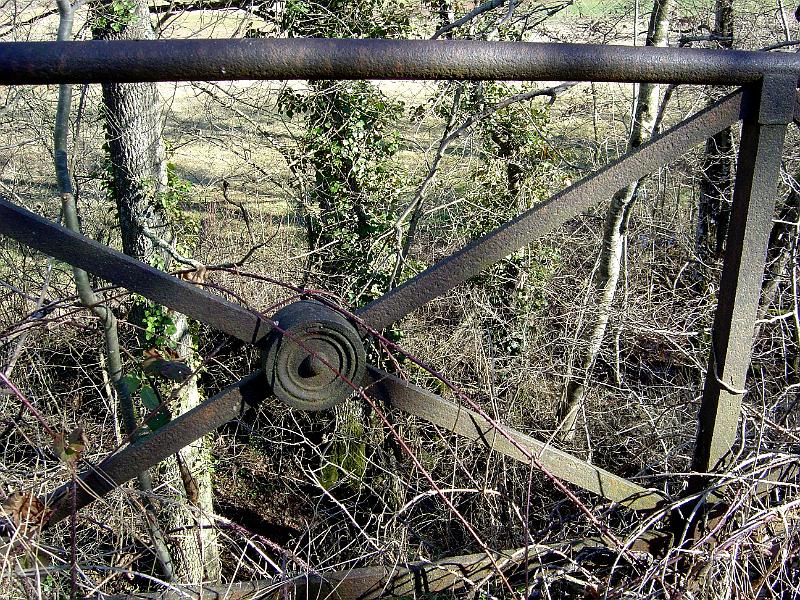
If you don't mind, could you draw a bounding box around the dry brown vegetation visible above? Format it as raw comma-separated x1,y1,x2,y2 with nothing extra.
1,0,799,598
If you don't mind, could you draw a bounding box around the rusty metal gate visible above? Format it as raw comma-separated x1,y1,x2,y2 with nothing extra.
0,39,798,598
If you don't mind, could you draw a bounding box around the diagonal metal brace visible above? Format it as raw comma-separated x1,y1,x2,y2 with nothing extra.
365,366,665,510
358,88,747,331
0,196,270,345
45,371,269,526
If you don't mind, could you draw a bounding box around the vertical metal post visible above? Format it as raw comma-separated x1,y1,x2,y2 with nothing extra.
691,74,796,476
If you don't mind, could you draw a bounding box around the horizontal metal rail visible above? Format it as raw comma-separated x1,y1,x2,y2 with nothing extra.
1,39,800,86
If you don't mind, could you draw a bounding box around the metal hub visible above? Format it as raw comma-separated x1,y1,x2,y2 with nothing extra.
261,300,366,411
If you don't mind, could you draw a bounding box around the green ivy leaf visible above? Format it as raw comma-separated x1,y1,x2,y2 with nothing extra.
119,374,140,397
140,385,171,431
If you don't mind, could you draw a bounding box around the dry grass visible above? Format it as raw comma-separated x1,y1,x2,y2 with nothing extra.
1,3,799,598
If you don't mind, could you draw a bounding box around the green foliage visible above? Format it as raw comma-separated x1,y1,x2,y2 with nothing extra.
138,299,177,348
278,0,410,38
319,419,367,490
120,373,172,433
118,373,140,401
475,82,554,202
139,384,171,431
280,81,413,306
52,427,87,465
448,82,565,355
94,147,199,266
92,0,138,33
272,0,414,310
158,162,200,258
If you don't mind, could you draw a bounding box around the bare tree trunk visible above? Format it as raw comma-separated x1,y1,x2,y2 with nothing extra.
92,0,220,583
695,0,734,264
54,0,176,581
558,0,673,442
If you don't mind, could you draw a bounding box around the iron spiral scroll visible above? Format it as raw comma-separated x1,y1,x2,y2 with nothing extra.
0,37,798,598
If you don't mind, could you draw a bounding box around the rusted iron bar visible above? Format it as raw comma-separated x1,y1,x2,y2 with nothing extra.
0,90,746,513
42,363,660,523
0,197,271,346
1,39,800,86
45,371,268,526
359,88,746,331
691,75,797,477
101,545,597,599
365,366,664,510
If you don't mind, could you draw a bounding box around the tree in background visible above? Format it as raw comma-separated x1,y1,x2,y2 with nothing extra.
274,0,412,306
91,0,221,582
558,0,673,441
52,0,178,582
265,0,414,501
695,0,734,264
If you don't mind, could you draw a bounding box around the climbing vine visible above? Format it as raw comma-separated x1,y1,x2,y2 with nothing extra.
279,82,411,306
91,0,138,33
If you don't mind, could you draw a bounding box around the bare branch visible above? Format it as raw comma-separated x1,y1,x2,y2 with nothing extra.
760,39,800,52
392,80,579,273
432,0,507,39
679,33,732,47
140,223,204,269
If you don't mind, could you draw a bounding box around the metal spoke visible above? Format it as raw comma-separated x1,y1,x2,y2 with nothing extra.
364,366,664,510
44,362,662,527
358,88,746,331
0,197,270,345
45,371,268,526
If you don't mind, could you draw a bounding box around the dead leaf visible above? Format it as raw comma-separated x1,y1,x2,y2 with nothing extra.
52,427,88,464
1,492,49,533
180,265,207,285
